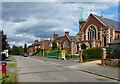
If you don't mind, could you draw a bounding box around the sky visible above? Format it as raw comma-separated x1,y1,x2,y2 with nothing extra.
0,0,119,47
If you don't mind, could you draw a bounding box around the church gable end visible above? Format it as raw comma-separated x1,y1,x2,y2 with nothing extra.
83,14,104,32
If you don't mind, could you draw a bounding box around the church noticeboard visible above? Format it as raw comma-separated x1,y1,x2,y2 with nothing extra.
61,53,66,60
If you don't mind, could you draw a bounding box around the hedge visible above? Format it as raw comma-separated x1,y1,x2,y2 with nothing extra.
106,45,120,59
66,54,79,59
82,47,110,62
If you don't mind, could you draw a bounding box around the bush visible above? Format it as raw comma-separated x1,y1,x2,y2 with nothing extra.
82,47,110,62
66,54,79,59
107,45,120,59
60,50,67,54
45,50,59,55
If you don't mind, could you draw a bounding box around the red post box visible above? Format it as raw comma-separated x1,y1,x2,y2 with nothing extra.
1,62,7,74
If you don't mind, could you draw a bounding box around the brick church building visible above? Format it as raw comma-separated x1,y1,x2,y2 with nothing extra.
28,10,120,55
76,11,120,50
54,10,120,54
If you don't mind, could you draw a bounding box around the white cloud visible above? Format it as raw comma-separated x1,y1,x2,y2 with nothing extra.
2,2,118,47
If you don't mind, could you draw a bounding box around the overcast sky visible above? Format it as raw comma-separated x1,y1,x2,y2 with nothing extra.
1,1,119,47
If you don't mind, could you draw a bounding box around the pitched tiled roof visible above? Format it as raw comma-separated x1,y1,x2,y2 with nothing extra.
33,41,43,46
93,14,120,31
54,36,77,42
28,41,43,47
54,36,64,42
68,36,77,41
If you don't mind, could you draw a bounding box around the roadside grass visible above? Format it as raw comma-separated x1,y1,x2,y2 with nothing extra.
2,72,16,83
0,74,2,84
7,63,16,68
9,57,16,62
2,57,17,84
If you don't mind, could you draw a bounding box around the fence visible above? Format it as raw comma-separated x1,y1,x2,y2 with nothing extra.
45,53,60,58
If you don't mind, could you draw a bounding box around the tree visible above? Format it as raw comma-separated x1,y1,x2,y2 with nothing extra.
11,45,20,55
24,43,27,53
52,42,57,50
2,31,9,51
19,46,24,55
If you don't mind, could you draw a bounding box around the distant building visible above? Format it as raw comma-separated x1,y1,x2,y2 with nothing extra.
53,31,77,54
28,40,52,56
76,9,120,50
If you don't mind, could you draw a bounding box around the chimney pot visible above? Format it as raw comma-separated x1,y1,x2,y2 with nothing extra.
65,31,69,36
35,40,39,43
54,33,58,40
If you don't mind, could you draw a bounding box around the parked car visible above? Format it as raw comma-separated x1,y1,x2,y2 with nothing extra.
22,53,28,57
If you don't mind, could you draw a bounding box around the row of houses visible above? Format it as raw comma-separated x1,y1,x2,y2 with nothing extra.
28,11,120,55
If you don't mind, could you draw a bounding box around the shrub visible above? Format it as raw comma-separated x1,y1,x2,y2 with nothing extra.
60,50,67,54
107,45,120,59
82,47,110,62
45,50,51,54
66,54,79,59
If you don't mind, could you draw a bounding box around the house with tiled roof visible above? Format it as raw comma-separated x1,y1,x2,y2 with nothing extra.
76,12,120,50
53,31,77,54
28,40,52,56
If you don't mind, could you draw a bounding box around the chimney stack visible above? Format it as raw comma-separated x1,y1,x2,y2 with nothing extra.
65,31,69,36
35,39,39,43
54,33,58,40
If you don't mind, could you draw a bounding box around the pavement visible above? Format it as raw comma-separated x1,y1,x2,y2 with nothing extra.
31,56,120,81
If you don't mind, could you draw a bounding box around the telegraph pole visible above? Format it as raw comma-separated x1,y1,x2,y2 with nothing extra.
43,37,44,58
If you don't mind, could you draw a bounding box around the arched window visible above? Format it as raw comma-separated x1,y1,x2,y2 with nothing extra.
87,26,97,40
63,41,68,48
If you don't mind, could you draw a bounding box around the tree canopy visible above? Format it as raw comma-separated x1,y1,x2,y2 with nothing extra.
24,43,27,53
52,42,57,50
2,31,9,51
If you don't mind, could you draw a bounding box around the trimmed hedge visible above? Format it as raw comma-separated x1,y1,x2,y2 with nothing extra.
82,47,110,62
66,54,79,59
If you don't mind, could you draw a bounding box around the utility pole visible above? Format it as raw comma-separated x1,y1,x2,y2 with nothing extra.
43,37,44,58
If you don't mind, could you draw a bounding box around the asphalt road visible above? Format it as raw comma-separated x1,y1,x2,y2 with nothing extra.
14,56,117,82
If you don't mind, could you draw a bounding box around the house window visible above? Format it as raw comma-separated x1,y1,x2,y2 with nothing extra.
87,26,97,40
63,41,68,48
104,37,107,46
110,37,112,42
89,43,92,48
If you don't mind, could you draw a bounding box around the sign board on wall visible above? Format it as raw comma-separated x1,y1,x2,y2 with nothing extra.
61,53,66,60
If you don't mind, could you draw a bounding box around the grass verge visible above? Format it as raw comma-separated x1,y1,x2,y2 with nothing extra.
2,57,17,84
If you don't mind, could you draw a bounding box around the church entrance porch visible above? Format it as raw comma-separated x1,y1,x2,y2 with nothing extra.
81,44,86,49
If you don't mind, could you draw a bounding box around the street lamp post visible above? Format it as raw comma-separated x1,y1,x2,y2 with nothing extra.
43,37,44,58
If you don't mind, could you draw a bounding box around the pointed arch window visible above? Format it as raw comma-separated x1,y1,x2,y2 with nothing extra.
88,26,97,40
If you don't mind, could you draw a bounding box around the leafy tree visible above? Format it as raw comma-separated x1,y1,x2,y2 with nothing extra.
24,43,27,53
19,46,24,55
2,31,9,51
52,42,57,50
8,46,12,55
11,45,20,55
